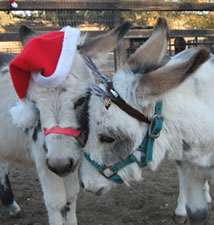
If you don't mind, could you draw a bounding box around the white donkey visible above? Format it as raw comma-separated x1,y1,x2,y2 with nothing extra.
0,22,131,225
80,17,213,225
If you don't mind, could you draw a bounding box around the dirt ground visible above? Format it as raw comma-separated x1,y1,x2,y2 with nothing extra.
0,159,214,225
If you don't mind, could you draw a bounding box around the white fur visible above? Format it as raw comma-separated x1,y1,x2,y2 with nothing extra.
11,2,18,8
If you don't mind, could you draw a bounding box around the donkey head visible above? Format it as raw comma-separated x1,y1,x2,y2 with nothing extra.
80,17,210,194
9,22,131,177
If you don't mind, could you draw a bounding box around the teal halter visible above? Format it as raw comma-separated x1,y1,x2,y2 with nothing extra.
84,101,163,184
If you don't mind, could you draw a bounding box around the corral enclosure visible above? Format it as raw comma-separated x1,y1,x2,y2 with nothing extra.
1,1,214,225
1,0,214,73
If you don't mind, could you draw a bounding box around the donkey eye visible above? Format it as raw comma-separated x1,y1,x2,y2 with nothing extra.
99,135,115,143
74,97,85,109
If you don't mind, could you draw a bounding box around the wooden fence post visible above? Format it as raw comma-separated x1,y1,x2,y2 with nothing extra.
113,6,124,72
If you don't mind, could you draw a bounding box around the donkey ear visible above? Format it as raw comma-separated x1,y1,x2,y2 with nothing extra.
137,47,210,96
128,17,169,73
19,25,37,46
78,21,132,58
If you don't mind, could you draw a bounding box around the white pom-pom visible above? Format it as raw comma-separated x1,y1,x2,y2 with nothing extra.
11,2,18,8
9,100,38,129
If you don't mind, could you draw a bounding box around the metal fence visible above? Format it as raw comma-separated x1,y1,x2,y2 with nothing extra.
1,0,214,73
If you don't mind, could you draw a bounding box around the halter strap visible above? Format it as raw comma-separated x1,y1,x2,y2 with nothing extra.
44,126,86,147
107,82,150,124
84,101,163,184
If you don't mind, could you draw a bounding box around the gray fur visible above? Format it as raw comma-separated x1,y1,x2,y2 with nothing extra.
186,206,208,225
101,128,134,165
0,53,14,69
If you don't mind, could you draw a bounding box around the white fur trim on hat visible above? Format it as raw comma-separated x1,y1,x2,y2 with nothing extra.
9,100,39,129
11,2,18,8
31,26,80,88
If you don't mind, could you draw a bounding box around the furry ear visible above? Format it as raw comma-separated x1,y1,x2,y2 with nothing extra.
9,100,39,129
79,21,132,59
128,17,169,74
137,47,210,96
19,25,37,46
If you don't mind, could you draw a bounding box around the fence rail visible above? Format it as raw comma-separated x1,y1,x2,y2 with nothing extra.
1,1,214,11
2,29,214,42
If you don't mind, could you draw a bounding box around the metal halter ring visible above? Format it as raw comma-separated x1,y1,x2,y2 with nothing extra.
148,114,164,139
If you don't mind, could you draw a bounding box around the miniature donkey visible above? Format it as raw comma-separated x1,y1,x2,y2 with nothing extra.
80,17,213,225
0,22,131,225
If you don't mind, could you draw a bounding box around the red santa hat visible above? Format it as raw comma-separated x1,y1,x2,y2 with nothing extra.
9,26,80,128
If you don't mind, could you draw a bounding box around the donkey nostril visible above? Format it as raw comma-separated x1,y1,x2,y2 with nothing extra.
81,182,85,189
64,158,74,173
45,158,49,167
45,158,75,177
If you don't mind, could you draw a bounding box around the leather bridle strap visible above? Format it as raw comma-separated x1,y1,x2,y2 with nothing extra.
84,54,150,124
107,82,150,124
